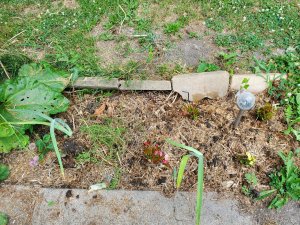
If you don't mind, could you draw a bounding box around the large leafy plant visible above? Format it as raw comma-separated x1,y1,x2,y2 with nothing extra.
0,63,74,175
258,151,300,209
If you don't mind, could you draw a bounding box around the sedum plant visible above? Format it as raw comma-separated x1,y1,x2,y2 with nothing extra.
0,63,75,176
167,139,204,225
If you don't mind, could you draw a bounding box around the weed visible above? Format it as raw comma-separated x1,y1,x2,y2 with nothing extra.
188,31,202,40
76,151,98,164
258,151,300,209
242,173,259,198
164,15,189,35
245,173,258,186
0,212,9,225
196,61,220,73
164,21,182,35
240,78,250,90
256,103,275,121
205,18,223,32
80,119,125,161
35,134,54,160
0,164,9,182
108,168,122,189
218,52,237,74
182,104,200,120
47,201,55,207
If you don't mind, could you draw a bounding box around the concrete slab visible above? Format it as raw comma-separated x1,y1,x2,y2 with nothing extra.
0,186,299,225
172,71,229,101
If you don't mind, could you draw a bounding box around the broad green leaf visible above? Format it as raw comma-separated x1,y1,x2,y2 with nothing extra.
0,77,69,150
0,133,29,153
18,63,70,92
177,155,191,188
0,164,9,181
18,63,43,77
197,63,208,73
0,117,14,137
0,212,9,225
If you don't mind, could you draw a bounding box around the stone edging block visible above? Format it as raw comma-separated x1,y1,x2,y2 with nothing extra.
72,72,287,102
230,73,286,93
73,77,119,89
171,71,230,101
118,80,172,90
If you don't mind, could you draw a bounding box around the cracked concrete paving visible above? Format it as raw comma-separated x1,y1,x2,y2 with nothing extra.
0,185,299,225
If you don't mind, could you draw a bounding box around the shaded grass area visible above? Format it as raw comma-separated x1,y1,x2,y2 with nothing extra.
0,0,299,77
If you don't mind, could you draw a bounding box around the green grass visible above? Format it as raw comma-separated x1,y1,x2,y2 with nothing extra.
1,0,299,77
80,118,125,162
201,0,300,51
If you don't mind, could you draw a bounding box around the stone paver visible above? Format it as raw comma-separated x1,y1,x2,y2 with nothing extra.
172,71,230,101
1,185,299,225
118,80,172,91
230,73,286,93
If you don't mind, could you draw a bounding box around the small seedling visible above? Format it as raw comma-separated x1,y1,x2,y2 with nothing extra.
182,104,200,120
36,134,54,159
240,78,250,90
245,173,258,185
218,52,237,74
143,141,169,165
47,201,56,207
242,173,259,198
0,212,9,225
256,103,275,121
0,164,9,182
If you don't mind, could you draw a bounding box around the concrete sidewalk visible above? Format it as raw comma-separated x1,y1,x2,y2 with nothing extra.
0,185,299,225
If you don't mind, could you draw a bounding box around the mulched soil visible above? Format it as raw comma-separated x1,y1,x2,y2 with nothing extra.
2,90,299,209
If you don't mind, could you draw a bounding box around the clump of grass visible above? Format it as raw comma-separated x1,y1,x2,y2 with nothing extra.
183,104,200,120
80,118,125,161
164,15,189,35
0,53,32,80
256,103,275,121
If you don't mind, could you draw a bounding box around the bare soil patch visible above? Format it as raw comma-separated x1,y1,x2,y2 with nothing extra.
2,90,298,209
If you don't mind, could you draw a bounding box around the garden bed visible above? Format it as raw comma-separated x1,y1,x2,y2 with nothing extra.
2,89,299,208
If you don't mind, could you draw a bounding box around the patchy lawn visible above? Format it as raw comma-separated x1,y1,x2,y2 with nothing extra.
1,0,299,78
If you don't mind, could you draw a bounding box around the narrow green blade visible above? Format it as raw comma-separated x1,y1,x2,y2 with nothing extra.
196,157,204,225
177,155,191,188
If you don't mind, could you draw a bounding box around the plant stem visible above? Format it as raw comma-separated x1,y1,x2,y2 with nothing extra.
0,60,10,79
